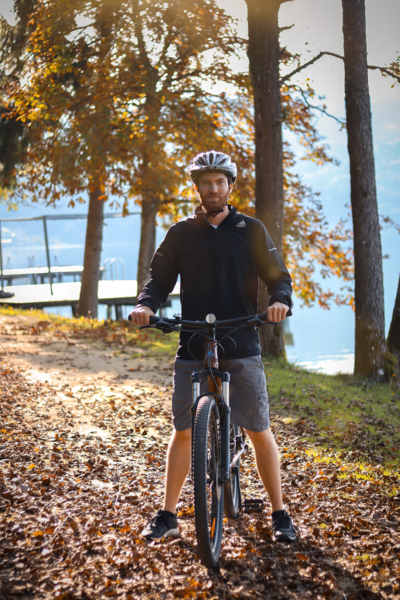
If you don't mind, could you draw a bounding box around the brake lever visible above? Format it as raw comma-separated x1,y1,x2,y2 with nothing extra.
255,318,278,326
140,321,178,334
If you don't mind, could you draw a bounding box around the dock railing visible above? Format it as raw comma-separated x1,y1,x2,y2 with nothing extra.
0,211,140,295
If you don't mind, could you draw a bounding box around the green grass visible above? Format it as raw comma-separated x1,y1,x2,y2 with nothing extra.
266,357,400,469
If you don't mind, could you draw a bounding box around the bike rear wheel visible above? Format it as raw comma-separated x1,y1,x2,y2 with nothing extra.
224,424,242,518
193,396,224,569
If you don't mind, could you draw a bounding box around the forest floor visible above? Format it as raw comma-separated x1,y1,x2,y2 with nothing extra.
0,307,399,600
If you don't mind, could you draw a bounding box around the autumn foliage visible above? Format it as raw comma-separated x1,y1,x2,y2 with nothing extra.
2,0,353,308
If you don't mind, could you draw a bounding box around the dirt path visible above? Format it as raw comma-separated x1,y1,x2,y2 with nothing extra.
0,312,399,600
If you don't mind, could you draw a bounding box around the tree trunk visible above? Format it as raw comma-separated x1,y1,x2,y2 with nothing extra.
77,186,104,318
342,0,386,379
136,197,158,297
387,274,400,378
245,0,286,357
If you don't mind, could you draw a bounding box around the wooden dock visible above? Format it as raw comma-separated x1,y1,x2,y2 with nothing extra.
0,280,180,318
0,265,105,286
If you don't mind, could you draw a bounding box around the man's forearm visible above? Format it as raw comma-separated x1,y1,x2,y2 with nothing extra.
136,281,164,314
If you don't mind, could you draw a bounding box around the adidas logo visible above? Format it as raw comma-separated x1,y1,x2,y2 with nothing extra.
236,220,246,228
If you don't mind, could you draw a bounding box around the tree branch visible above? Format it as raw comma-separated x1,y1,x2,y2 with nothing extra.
279,24,294,33
158,25,176,66
132,2,153,75
280,50,400,85
287,83,346,126
368,64,400,84
280,51,343,83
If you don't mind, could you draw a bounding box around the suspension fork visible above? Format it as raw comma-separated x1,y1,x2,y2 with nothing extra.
220,375,231,484
191,374,201,478
190,370,231,484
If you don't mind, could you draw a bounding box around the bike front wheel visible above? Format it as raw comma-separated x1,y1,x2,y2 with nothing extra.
193,396,224,569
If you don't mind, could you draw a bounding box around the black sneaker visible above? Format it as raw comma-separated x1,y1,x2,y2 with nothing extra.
271,510,297,543
141,509,179,540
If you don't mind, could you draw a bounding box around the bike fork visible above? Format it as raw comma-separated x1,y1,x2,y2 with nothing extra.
191,378,201,478
220,379,231,485
190,371,231,483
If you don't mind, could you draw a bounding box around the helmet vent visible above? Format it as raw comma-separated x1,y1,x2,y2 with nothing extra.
189,151,237,183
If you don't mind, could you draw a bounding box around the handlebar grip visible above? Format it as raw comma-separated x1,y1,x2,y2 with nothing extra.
259,307,292,321
128,314,160,324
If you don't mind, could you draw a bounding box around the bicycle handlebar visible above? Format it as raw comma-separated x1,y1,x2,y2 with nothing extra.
128,308,292,328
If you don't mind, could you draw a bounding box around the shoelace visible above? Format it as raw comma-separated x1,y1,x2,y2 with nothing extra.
146,513,162,528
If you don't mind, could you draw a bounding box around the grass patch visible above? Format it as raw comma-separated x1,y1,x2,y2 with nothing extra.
266,357,400,470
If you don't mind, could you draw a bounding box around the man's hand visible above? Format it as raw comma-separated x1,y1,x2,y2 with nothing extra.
129,305,155,326
267,302,289,323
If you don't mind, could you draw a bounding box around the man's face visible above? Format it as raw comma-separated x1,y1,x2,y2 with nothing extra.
196,172,232,214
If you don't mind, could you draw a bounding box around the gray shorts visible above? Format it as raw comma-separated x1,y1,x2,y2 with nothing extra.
172,356,270,433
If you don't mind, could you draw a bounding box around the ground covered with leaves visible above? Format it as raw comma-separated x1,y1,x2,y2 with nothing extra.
0,309,399,600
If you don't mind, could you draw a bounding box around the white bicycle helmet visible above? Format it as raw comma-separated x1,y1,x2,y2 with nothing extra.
189,151,237,184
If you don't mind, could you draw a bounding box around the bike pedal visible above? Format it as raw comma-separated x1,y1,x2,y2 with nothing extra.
243,499,264,513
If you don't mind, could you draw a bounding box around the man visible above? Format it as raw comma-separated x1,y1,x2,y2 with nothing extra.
130,151,296,543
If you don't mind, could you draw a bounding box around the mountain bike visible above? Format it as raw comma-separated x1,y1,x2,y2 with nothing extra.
131,311,280,569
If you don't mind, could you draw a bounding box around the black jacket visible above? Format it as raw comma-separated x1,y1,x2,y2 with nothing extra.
136,205,292,360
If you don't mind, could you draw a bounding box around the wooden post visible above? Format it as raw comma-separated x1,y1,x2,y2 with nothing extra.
42,216,53,295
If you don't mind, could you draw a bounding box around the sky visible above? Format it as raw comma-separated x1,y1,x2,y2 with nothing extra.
1,0,399,372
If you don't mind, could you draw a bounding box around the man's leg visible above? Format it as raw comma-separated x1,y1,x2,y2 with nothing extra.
245,427,283,512
142,359,197,540
163,359,203,512
163,428,191,513
246,427,296,542
141,428,191,539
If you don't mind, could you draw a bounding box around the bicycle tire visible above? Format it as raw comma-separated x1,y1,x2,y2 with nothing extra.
193,396,224,569
224,424,241,518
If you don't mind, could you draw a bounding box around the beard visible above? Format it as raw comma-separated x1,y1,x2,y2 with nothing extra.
199,189,230,215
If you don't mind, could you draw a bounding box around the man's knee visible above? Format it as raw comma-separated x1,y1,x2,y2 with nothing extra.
172,428,191,443
245,427,274,446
